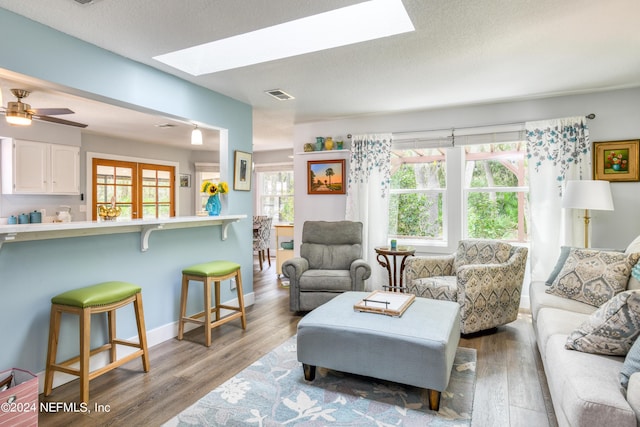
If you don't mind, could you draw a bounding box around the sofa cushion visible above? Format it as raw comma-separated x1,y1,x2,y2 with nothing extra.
626,372,640,424
566,290,640,356
299,270,354,292
544,334,635,427
405,276,458,301
452,239,512,270
621,336,640,390
625,235,640,255
547,248,640,307
530,281,596,322
536,307,590,359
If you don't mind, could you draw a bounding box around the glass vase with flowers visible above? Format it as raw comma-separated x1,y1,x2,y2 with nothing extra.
201,180,229,216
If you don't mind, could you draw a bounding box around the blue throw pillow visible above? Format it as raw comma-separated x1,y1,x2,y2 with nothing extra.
546,246,572,285
622,336,640,390
633,262,640,281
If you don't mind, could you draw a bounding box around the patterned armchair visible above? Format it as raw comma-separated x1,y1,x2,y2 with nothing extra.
403,239,528,334
253,216,273,270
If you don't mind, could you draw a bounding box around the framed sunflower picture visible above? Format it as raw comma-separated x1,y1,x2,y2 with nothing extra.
593,140,640,182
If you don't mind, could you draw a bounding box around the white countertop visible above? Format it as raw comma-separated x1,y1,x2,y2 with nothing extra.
0,214,247,252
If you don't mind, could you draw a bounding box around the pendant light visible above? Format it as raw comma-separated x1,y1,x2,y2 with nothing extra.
191,125,203,145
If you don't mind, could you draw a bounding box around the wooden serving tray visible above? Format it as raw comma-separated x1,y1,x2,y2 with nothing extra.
353,291,416,317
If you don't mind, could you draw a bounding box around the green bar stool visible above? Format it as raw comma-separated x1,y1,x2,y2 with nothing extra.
44,281,150,403
178,261,247,347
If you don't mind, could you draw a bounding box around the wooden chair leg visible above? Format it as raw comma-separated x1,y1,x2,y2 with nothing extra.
44,305,62,396
267,248,271,266
235,269,247,330
177,275,189,340
203,278,212,347
258,250,264,270
79,307,91,403
108,309,117,363
134,293,150,372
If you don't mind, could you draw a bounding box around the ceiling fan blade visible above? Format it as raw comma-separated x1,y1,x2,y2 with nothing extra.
32,108,75,115
34,115,88,128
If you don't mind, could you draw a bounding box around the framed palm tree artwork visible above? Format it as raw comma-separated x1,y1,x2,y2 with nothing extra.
307,159,346,194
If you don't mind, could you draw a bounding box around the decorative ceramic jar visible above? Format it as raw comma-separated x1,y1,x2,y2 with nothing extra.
324,137,334,150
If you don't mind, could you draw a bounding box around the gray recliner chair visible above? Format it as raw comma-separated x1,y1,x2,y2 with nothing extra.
283,220,371,312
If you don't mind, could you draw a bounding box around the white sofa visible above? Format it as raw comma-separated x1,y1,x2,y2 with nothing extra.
530,278,640,427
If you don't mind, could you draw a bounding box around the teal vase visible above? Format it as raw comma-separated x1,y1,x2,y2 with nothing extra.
206,194,221,216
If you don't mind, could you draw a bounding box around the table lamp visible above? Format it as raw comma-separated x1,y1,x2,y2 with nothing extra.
562,180,614,247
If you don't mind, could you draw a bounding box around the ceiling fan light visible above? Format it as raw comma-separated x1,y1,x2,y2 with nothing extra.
191,127,203,145
6,111,32,126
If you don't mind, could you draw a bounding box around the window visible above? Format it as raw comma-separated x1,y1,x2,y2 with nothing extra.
389,147,446,241
256,170,294,223
464,142,528,241
93,158,175,220
389,131,529,249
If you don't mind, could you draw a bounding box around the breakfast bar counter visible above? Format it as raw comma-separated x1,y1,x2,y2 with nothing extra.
0,214,246,252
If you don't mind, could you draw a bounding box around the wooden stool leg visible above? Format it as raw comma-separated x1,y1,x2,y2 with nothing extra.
108,308,117,363
214,281,221,322
133,293,150,372
177,275,189,340
44,305,62,396
235,269,247,330
203,278,212,347
79,307,91,403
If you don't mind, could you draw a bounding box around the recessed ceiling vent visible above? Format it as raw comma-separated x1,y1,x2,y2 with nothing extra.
265,89,295,101
74,0,97,5
154,123,176,128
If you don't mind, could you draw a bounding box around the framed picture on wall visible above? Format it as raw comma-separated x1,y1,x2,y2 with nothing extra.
234,150,253,191
593,140,640,182
179,173,191,188
307,159,346,194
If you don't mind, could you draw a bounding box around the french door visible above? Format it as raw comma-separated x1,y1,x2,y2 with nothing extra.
93,158,175,221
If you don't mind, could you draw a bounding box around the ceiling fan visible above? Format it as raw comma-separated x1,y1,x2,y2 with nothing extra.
1,88,88,128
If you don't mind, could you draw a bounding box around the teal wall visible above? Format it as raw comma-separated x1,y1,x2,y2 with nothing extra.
0,9,253,373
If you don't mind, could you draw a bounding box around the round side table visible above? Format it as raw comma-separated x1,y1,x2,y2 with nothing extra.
374,246,415,292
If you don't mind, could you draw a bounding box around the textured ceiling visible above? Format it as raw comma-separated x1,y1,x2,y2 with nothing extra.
0,0,639,151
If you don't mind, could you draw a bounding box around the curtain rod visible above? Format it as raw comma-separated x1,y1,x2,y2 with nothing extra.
385,113,596,137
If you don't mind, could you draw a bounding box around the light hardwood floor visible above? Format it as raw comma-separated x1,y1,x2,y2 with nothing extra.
38,257,557,426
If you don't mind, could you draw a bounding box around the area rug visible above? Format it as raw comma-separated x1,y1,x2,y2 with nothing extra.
164,336,476,426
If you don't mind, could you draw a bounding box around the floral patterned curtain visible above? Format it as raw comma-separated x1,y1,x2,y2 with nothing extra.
525,116,591,280
345,134,392,290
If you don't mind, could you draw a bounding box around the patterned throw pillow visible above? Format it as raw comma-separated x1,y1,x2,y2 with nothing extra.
566,290,640,356
546,248,640,307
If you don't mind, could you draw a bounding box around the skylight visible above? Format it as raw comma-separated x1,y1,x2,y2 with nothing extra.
153,0,414,76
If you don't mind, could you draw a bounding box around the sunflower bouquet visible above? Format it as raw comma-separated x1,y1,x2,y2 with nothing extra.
201,180,229,196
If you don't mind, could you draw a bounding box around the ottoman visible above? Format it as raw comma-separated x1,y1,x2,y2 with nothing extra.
297,291,460,410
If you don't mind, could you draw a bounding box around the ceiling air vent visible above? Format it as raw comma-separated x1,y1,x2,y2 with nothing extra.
154,123,176,128
74,0,96,4
265,89,295,101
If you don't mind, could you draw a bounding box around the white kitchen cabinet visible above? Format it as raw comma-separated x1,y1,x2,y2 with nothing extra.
1,139,80,195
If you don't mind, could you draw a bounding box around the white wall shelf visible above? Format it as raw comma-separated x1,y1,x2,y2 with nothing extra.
295,149,349,156
0,214,246,252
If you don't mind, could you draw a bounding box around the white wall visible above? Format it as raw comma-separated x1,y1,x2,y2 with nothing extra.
293,88,640,253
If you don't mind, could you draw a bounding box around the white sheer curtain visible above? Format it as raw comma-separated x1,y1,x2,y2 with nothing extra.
525,116,591,281
345,133,392,290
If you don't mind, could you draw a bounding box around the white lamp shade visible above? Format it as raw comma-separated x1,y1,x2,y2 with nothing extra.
191,127,203,145
562,180,614,211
